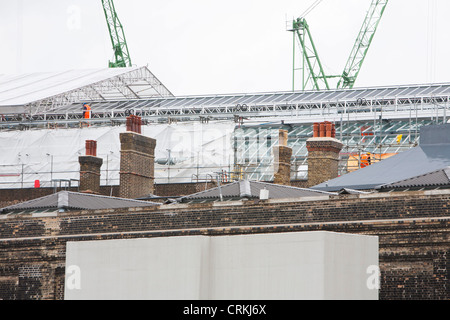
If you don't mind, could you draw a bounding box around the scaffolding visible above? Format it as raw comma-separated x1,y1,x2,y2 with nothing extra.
0,81,449,187
233,118,436,182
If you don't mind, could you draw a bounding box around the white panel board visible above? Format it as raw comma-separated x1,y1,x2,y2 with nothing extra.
65,231,379,300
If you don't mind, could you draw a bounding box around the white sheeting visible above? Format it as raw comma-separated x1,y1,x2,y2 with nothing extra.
0,67,141,106
0,121,235,189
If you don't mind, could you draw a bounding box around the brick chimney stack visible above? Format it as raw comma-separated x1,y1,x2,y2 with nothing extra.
273,129,293,186
306,122,343,187
79,140,103,194
119,115,156,199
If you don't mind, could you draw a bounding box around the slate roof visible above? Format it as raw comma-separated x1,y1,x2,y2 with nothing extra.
0,191,159,214
312,124,450,192
179,180,336,203
377,166,450,191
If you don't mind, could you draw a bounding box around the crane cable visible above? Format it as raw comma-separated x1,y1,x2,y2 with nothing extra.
299,0,338,77
300,0,324,18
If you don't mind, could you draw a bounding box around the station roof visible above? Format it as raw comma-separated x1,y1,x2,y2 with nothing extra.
57,82,450,114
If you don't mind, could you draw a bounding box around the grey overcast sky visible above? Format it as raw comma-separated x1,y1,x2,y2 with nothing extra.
1,0,449,96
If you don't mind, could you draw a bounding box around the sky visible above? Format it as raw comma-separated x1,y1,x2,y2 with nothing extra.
1,0,449,96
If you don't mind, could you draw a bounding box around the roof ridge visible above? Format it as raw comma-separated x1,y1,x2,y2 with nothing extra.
252,180,335,195
64,191,158,204
180,181,239,199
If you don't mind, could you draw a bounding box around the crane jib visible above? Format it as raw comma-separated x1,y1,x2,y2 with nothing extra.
101,0,132,68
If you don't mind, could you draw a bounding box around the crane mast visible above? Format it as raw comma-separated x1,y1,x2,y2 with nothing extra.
101,0,132,68
337,0,389,89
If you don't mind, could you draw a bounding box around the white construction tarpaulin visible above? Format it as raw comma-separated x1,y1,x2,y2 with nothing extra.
0,121,235,189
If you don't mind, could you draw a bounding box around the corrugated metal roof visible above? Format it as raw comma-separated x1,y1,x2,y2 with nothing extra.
377,166,450,190
312,124,450,192
0,191,159,214
180,180,336,202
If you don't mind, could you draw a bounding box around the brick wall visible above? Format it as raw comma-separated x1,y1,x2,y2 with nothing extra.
154,181,218,197
289,180,309,188
0,190,449,300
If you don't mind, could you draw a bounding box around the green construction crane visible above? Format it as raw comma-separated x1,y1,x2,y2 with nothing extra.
337,0,389,89
101,0,132,68
289,17,332,91
290,0,388,91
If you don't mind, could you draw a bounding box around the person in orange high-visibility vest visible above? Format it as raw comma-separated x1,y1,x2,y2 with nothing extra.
82,103,91,119
360,152,372,168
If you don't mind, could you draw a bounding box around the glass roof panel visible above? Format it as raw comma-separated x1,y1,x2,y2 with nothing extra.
340,89,368,100
248,94,275,104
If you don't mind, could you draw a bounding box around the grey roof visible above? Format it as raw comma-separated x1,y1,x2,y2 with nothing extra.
180,180,336,202
312,124,450,192
377,166,450,191
0,191,159,214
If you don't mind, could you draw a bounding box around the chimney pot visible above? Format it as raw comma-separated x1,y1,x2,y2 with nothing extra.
126,116,132,132
126,115,143,134
85,140,97,157
326,123,333,138
137,116,142,134
313,123,319,137
319,123,326,137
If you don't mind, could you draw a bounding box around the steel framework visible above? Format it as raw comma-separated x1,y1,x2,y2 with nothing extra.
2,82,447,126
0,67,174,117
